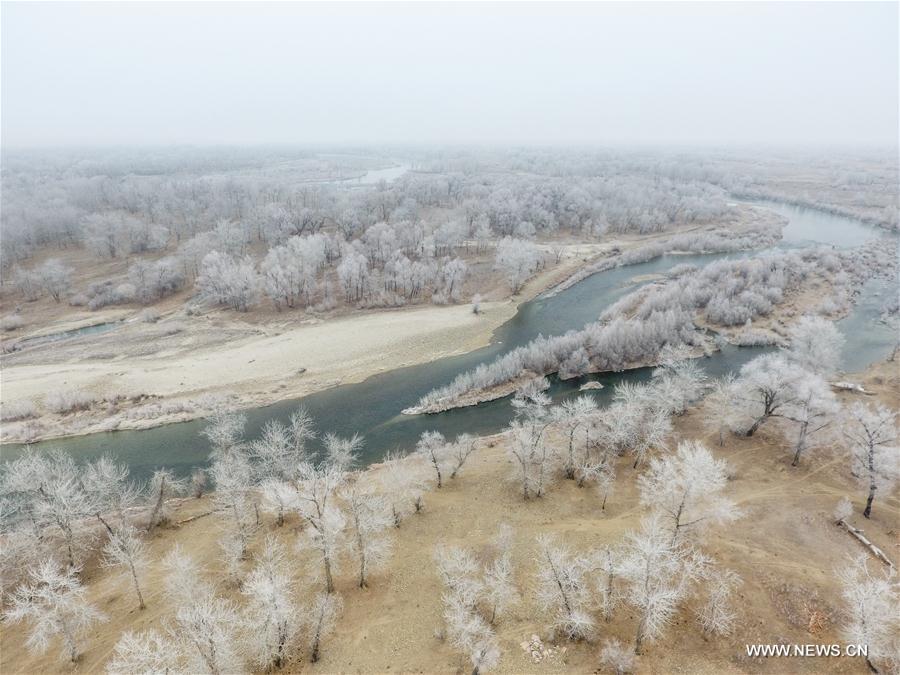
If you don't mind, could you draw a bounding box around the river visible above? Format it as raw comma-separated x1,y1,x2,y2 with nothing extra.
1,202,895,482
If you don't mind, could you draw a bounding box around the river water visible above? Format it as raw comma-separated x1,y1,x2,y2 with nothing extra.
1,203,895,482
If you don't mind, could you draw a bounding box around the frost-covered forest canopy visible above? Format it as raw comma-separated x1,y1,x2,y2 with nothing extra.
1,146,896,317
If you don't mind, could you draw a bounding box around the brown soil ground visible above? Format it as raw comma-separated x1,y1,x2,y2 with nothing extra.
2,362,897,675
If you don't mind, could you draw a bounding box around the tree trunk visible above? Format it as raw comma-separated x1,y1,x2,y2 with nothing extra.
634,618,646,655
863,481,876,519
791,423,808,466
324,556,334,594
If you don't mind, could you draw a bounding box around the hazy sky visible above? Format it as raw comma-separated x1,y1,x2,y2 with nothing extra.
2,2,897,147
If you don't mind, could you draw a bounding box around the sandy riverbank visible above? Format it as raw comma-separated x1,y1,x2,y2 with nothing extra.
0,242,603,444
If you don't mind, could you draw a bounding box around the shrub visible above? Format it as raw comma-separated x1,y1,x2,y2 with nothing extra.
0,399,37,421
0,314,24,331
44,389,95,414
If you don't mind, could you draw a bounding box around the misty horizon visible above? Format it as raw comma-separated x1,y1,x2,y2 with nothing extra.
2,2,898,148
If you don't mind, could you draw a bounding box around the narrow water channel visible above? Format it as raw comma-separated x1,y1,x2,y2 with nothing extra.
1,203,895,482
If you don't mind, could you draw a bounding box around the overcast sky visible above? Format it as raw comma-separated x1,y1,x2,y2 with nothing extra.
2,2,897,147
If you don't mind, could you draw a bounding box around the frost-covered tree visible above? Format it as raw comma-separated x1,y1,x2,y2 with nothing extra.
443,594,501,675
637,440,739,545
833,496,853,524
703,374,740,446
197,251,261,311
294,463,346,593
482,524,519,624
605,383,672,469
343,480,393,588
787,315,845,377
553,395,598,480
1,450,97,567
146,468,186,534
162,546,245,674
594,545,622,622
507,382,555,499
323,432,363,471
337,249,371,303
211,450,257,554
843,402,898,518
378,451,428,526
620,514,705,655
780,374,838,466
242,536,299,670
417,430,449,488
494,237,543,293
5,559,106,662
599,638,635,675
696,567,741,636
449,433,478,480
534,535,595,641
649,351,708,416
37,259,73,302
260,479,298,528
728,354,803,436
83,455,141,528
203,407,247,458
301,592,342,663
106,630,181,675
102,524,149,610
837,555,899,673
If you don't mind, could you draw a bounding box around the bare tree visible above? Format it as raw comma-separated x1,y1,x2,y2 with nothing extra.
534,534,595,641
837,555,899,673
5,559,106,662
637,440,739,545
102,524,150,610
843,402,898,518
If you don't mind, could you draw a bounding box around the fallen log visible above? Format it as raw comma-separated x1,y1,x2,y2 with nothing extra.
175,510,214,526
838,519,895,569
